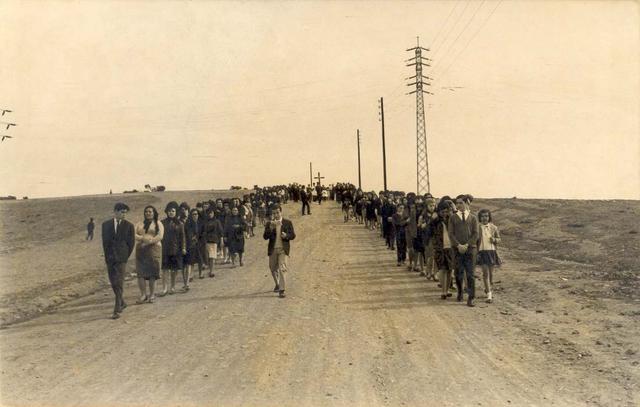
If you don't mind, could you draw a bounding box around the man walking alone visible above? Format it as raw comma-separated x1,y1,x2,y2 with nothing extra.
101,203,135,319
300,187,311,215
263,204,296,298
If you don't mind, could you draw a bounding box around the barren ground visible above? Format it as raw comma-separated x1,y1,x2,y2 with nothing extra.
0,193,638,406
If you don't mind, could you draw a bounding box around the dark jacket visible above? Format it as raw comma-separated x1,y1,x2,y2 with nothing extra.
263,218,296,256
380,202,395,221
447,212,480,249
185,219,205,249
427,215,448,252
224,215,247,241
392,213,409,239
204,217,224,244
101,218,135,264
161,218,186,257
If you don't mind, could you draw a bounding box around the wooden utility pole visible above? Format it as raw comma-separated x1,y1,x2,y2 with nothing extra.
357,129,362,190
379,97,388,192
309,162,313,187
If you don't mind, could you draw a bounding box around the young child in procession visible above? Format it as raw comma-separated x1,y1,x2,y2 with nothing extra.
476,208,502,303
428,200,455,299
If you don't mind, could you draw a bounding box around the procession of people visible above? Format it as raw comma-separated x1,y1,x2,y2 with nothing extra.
100,185,296,319
99,181,501,319
332,183,502,308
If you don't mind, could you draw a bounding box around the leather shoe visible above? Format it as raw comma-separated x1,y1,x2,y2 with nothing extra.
467,298,475,307
111,313,120,320
279,290,286,298
273,285,280,292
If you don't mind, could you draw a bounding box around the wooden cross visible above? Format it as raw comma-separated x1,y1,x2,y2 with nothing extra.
314,172,325,186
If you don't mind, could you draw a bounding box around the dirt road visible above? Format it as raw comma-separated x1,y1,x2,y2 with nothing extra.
0,202,636,406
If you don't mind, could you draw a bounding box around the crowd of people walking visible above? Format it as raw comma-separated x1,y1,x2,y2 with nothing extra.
99,185,296,319
332,183,502,308
97,180,501,319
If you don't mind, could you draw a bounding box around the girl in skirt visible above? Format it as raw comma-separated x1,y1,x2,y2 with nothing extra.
477,209,501,303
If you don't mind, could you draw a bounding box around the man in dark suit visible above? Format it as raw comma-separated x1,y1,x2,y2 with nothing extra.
263,204,296,298
86,217,95,241
101,202,135,319
448,194,480,307
300,188,311,215
315,183,323,205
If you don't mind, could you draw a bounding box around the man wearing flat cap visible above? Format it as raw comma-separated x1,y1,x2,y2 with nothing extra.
101,203,135,319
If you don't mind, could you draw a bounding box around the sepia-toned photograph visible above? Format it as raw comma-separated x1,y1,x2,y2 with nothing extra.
0,0,638,406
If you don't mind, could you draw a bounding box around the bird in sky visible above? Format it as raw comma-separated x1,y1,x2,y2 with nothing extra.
1,135,13,142
441,86,465,92
1,109,12,116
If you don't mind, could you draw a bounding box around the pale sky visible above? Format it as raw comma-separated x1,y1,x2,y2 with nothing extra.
0,0,638,199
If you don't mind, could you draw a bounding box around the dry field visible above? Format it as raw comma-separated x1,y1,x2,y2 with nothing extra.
0,190,246,326
0,193,638,406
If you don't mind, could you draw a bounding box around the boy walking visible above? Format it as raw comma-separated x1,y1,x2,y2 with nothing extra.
448,195,479,307
263,205,296,298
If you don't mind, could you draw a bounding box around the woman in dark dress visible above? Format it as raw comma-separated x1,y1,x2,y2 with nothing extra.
184,209,205,288
365,193,378,230
224,207,247,267
204,209,224,277
354,191,364,224
392,204,409,266
160,201,186,296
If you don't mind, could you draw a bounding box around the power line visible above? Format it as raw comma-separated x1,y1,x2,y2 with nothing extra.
436,0,503,82
429,1,460,49
431,0,486,72
431,1,471,62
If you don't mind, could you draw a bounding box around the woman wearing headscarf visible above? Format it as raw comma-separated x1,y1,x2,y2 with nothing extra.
160,201,186,296
224,206,248,267
134,205,164,303
184,208,205,287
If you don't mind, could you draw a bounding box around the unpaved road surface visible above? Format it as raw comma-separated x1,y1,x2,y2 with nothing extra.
1,202,637,406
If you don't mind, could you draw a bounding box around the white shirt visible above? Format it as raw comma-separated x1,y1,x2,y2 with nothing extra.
273,218,284,249
457,209,470,222
479,223,496,251
442,222,451,249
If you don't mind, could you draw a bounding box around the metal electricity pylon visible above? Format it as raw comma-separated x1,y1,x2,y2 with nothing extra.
406,37,433,195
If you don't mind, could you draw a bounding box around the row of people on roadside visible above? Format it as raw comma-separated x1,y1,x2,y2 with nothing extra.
132,200,250,304
333,185,502,308
101,185,295,319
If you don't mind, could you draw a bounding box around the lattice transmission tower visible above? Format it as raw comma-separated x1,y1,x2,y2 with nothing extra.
406,37,432,194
